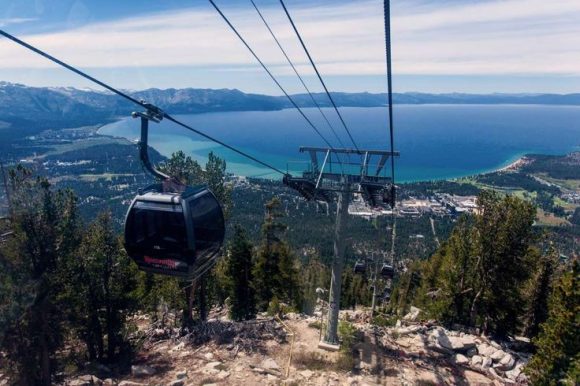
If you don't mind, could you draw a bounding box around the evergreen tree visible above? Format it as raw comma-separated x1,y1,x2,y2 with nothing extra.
394,191,539,337
60,212,138,362
472,191,537,336
523,248,556,338
253,198,302,311
0,166,78,385
225,226,256,321
300,256,331,315
526,259,579,386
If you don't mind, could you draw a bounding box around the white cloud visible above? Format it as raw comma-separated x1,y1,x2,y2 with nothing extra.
0,17,36,27
0,0,579,77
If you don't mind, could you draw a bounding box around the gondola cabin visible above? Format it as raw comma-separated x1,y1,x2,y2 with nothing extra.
124,185,225,280
380,263,395,279
354,260,366,274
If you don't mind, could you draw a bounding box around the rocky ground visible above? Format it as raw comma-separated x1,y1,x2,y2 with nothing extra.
59,307,530,386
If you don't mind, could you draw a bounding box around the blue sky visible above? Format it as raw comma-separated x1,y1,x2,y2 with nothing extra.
1,0,579,94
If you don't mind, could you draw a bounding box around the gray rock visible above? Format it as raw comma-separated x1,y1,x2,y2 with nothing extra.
131,365,156,377
490,349,506,362
427,329,454,354
490,341,501,350
454,354,469,365
466,348,478,357
505,363,523,380
175,370,187,380
403,306,422,322
204,361,223,370
70,375,102,386
260,358,281,372
495,353,516,371
459,336,477,349
471,355,483,366
118,382,146,386
69,380,91,386
167,381,184,386
299,370,314,379
477,343,496,357
481,357,493,370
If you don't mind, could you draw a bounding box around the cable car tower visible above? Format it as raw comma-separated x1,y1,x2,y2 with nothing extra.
284,147,399,348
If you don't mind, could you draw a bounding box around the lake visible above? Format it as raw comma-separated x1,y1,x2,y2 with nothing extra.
98,105,580,182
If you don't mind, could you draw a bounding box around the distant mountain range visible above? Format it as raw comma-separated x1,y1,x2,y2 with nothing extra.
1,82,579,130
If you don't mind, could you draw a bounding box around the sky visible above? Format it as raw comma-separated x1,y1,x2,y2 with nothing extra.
1,0,579,95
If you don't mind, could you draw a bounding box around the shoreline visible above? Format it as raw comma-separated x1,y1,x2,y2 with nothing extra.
495,156,531,173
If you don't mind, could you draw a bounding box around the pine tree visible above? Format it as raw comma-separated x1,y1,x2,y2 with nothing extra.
472,191,537,336
300,257,331,315
253,198,302,311
523,248,556,338
394,191,539,337
60,212,138,362
526,259,579,385
226,226,256,321
0,166,79,385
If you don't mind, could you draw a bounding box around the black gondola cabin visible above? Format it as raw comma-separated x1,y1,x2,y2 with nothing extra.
124,185,225,280
354,260,366,274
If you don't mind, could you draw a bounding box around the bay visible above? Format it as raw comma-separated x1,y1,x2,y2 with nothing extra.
98,105,580,182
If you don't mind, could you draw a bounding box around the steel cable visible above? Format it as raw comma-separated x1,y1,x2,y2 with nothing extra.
279,0,361,154
0,29,287,176
249,0,346,150
208,0,340,157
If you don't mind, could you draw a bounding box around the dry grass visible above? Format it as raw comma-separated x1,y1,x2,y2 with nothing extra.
536,208,571,226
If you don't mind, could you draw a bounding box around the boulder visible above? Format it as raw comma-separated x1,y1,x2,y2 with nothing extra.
490,341,501,350
260,358,281,373
477,343,496,357
403,306,422,322
205,361,223,370
131,365,156,377
396,325,424,336
70,375,102,386
454,354,469,365
69,380,91,386
466,348,478,357
427,329,454,354
490,349,506,362
481,357,492,370
494,353,516,371
470,355,483,366
505,362,524,380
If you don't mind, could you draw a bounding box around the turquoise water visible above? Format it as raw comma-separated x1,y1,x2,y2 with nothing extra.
98,105,580,181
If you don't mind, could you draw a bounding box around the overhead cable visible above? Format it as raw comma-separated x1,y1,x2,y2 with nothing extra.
207,0,340,156
279,0,361,154
383,0,396,202
0,29,286,176
249,0,346,150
